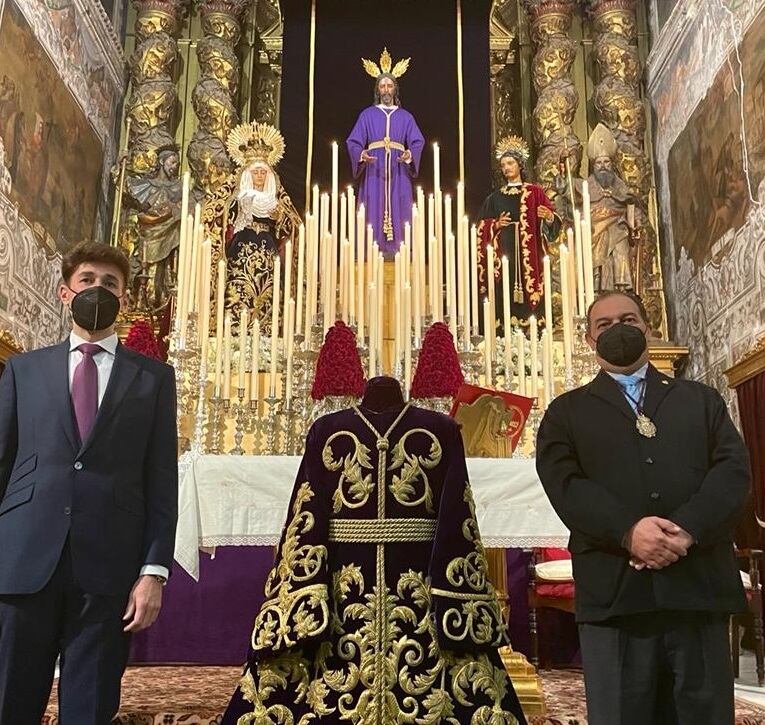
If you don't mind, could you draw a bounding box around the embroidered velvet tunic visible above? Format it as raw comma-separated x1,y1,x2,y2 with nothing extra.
223,403,526,725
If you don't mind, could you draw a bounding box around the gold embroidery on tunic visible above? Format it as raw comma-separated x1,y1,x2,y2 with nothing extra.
389,428,442,513
251,482,329,653
322,431,375,514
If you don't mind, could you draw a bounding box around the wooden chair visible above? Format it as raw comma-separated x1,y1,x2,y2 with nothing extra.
732,548,765,686
527,548,576,668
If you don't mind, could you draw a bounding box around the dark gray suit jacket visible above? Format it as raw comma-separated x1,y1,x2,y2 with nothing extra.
536,364,750,623
0,340,178,596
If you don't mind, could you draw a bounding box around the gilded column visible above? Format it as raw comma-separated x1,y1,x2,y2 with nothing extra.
250,0,283,125
524,0,581,199
489,2,518,160
118,0,185,311
588,0,665,331
187,0,247,193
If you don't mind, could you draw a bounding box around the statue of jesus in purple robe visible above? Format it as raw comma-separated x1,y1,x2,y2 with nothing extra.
346,74,425,256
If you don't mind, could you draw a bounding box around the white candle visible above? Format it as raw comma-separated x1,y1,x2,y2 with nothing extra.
530,314,539,402
447,234,457,340
269,256,281,397
368,283,377,378
223,313,232,401
560,243,573,371
283,238,293,352
404,283,412,396
285,298,295,403
394,251,402,366
486,244,496,359
250,319,260,402
470,224,479,335
444,195,453,308
582,182,595,306
238,307,248,391
516,329,526,396
176,171,190,330
573,209,585,317
295,224,305,338
199,240,212,357
341,240,351,322
357,221,365,344
483,298,492,387
433,142,441,192
540,329,550,409
502,256,512,388
566,227,577,320
214,260,226,397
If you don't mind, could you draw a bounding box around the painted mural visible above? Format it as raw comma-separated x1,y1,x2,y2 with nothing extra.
0,0,103,253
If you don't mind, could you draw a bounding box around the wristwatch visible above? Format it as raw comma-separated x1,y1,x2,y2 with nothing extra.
152,574,168,586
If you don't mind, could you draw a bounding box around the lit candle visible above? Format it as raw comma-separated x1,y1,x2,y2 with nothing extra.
530,314,539,402
559,243,573,371
285,298,295,403
238,307,248,391
502,255,512,387
250,319,260,402
566,227,577,320
581,182,595,306
483,298,492,387
456,181,465,247
341,240,351,322
447,234,457,340
357,222,365,344
214,260,226,397
269,256,281,397
283,238,293,353
404,283,412,396
444,195,453,309
223,313,232,401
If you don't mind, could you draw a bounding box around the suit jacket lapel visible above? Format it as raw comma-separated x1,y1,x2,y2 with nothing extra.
642,363,674,420
78,343,141,456
46,341,79,453
587,369,636,423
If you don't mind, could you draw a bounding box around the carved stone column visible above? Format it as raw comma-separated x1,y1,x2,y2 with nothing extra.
524,0,582,198
588,0,665,331
187,0,247,193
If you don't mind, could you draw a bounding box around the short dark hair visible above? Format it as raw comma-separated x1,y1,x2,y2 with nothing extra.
61,242,130,288
586,290,649,332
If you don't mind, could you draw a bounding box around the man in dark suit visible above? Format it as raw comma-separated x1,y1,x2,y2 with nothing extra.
536,290,750,725
0,242,178,723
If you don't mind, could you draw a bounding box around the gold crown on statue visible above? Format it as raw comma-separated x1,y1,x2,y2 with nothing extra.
362,47,411,79
495,134,530,161
226,122,285,168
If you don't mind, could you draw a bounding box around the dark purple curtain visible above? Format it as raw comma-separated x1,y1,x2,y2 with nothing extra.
280,0,491,216
735,370,765,548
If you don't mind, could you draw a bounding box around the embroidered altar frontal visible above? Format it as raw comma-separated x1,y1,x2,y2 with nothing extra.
224,403,526,724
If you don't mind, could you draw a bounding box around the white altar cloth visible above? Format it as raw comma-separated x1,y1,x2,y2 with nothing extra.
174,453,569,579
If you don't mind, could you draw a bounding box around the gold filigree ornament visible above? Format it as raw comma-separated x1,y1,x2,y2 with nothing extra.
361,47,411,78
226,121,286,169
495,134,530,162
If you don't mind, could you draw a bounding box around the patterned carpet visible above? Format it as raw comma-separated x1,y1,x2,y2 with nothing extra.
43,665,765,724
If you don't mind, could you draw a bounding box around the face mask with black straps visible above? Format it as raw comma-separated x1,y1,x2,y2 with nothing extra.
595,322,647,367
68,286,121,332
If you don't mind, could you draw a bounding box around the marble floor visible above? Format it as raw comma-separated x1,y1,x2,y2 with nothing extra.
736,651,765,706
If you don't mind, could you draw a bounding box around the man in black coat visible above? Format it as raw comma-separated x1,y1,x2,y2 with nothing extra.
0,242,178,723
536,290,750,725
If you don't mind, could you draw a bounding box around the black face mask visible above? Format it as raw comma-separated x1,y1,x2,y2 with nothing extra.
595,322,647,367
69,286,121,331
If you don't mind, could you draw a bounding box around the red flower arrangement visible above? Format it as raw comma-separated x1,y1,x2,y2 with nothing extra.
124,319,163,361
311,321,365,400
410,322,464,399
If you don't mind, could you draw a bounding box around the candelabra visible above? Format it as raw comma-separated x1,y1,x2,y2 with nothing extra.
207,396,226,454
264,396,280,454
231,389,249,455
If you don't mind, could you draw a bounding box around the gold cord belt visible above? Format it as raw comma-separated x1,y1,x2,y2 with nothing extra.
329,517,437,543
367,139,405,152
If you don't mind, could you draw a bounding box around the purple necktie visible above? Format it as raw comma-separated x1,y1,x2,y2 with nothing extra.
71,343,103,444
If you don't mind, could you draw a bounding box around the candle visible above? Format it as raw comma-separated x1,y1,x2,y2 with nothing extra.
573,209,585,317
341,240,351,322
394,251,402,366
285,298,295,402
434,189,443,319
357,227,365,343
368,283,377,378
348,186,356,247
348,225,356,324
457,225,466,343
566,227,577,320
486,244,496,359
295,224,305,337
283,238,293,352
199,241,212,357
223,313,232,400
433,142,441,192
470,224,479,335
179,211,195,341
377,254,384,358
559,243,573,371
214,260,226,397
502,256,512,387
429,235,438,320
249,319,260,402
270,256,281,397
238,307,248,391
305,215,317,340
530,314,539,402
447,234,457,340
404,283,412,397
516,330,526,396
456,181,465,246
312,184,319,223
188,204,201,311
483,298,492,387
581,182,595,306
176,171,190,329
444,195,453,308
543,255,554,348
540,329,550,409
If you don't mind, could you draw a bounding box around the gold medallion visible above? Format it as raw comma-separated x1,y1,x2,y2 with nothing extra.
636,413,656,438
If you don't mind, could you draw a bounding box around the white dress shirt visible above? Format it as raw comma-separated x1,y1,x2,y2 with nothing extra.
68,332,169,581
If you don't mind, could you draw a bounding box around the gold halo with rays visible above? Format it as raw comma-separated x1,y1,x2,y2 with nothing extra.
495,134,530,162
226,121,285,168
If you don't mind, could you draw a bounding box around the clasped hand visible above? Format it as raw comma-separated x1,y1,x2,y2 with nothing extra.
624,516,694,571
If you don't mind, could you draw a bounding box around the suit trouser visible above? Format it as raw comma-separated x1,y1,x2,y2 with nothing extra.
579,611,734,725
0,539,131,725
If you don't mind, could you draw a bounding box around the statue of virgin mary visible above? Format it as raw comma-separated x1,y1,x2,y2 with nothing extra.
223,122,301,331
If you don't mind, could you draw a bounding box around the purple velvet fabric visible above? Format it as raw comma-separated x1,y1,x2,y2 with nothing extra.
346,106,425,254
130,546,273,665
